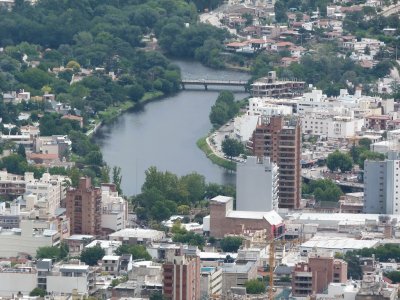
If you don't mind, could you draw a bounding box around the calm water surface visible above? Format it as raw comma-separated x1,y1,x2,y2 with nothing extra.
95,60,250,196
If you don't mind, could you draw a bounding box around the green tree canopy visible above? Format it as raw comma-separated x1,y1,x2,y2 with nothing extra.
222,138,245,158
220,236,244,252
326,150,353,173
115,244,151,260
80,245,105,266
30,287,46,297
245,279,266,294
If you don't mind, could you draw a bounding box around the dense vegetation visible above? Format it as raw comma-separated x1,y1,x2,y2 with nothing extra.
209,91,240,128
326,150,353,173
220,236,244,252
245,279,266,294
115,244,151,260
251,44,394,96
350,138,385,169
302,179,343,202
133,167,235,222
340,244,400,280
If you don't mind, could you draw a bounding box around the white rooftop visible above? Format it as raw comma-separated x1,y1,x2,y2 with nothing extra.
102,255,120,261
227,210,283,225
211,195,232,203
109,228,164,240
301,236,379,251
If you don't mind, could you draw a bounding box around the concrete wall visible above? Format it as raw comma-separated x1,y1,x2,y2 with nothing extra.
236,156,278,212
47,275,88,295
0,272,37,297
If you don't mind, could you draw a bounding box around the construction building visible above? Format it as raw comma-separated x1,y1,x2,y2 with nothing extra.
251,71,305,98
252,115,302,209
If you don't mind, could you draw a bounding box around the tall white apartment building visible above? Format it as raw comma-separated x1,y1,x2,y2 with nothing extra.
25,172,66,216
101,185,128,233
236,156,279,212
364,152,400,214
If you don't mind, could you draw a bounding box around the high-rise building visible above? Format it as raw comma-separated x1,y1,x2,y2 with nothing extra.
252,115,301,209
66,177,101,236
364,152,400,214
291,254,347,297
236,156,279,211
163,249,200,300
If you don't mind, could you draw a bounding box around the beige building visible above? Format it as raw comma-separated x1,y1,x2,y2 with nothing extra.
66,177,101,236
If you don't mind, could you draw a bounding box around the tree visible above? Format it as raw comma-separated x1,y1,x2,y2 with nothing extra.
245,279,266,294
17,144,26,158
115,244,151,260
127,83,145,102
220,236,243,252
385,271,400,283
30,287,46,297
80,245,105,266
222,138,244,158
113,166,123,195
150,292,168,300
326,150,353,173
36,246,60,259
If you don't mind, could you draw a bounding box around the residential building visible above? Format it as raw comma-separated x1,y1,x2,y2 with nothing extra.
65,234,94,256
163,249,200,300
66,177,101,236
37,259,53,291
101,255,121,275
25,172,66,216
365,115,392,130
101,184,128,234
236,156,279,212
356,271,398,300
221,262,257,295
0,219,60,257
252,115,302,209
200,267,223,299
208,196,284,239
364,152,400,214
33,135,71,159
46,263,96,296
291,253,348,297
251,71,305,98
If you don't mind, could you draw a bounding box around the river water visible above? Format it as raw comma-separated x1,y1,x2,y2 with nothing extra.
94,60,250,196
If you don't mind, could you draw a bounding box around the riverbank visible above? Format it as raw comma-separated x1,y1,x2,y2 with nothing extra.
196,136,236,171
86,91,164,137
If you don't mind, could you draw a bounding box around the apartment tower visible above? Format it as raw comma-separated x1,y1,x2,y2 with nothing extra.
252,115,301,209
163,249,200,300
364,151,400,214
66,177,101,236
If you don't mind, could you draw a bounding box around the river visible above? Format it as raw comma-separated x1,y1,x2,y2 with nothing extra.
94,60,250,196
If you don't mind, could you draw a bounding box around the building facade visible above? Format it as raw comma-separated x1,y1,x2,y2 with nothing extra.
163,250,200,300
236,156,279,212
291,254,348,297
364,152,400,214
252,115,301,209
66,177,101,236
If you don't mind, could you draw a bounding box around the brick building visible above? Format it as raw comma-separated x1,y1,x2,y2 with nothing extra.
252,115,301,209
208,196,284,239
66,177,101,236
292,254,348,297
163,249,200,300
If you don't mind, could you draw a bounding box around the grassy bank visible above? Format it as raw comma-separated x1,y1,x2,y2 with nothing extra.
196,136,236,171
90,91,165,132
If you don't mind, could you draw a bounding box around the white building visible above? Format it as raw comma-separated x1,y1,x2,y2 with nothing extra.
233,114,259,142
25,172,66,216
0,267,38,297
236,156,279,212
248,98,293,116
315,281,359,300
364,152,400,214
200,267,223,299
0,219,60,258
101,255,121,275
101,185,128,233
46,264,95,296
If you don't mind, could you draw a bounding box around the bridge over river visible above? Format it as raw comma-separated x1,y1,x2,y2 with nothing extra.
181,79,248,90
